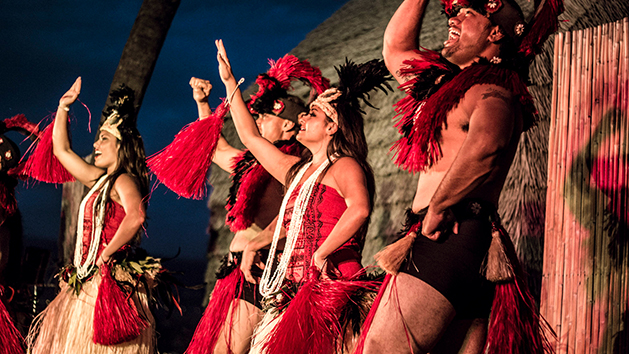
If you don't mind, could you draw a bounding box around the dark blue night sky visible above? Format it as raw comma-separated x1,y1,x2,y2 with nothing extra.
0,1,345,269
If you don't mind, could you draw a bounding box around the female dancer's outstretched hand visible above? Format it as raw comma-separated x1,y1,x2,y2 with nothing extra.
215,39,235,84
59,77,81,109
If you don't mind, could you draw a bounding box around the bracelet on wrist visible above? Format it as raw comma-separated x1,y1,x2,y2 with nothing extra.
60,105,70,112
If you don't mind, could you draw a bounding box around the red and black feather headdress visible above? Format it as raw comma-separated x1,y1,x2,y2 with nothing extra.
248,54,330,123
440,0,564,61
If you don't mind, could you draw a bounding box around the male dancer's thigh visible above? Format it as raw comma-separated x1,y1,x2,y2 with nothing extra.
431,317,487,354
214,299,263,354
363,272,455,354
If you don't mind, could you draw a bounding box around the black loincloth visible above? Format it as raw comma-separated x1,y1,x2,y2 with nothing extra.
399,199,497,319
215,249,268,310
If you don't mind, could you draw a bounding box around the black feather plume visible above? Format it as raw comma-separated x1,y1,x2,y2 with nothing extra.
101,84,137,128
249,74,287,114
335,58,392,113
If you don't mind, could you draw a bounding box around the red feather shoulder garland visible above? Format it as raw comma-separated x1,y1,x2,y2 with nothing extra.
390,50,537,173
225,139,303,232
148,100,229,200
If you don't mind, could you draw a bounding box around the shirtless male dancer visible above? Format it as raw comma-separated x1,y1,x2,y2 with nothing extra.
361,0,561,353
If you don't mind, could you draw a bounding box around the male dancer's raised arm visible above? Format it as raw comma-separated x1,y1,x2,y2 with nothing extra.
189,76,243,173
383,0,430,84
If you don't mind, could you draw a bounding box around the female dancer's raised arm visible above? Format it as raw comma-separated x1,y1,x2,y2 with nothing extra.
52,77,106,187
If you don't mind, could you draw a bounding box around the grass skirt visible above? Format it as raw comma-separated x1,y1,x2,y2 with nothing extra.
27,272,156,354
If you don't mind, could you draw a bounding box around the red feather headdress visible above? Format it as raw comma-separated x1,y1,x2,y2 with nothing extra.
439,0,564,60
248,54,330,123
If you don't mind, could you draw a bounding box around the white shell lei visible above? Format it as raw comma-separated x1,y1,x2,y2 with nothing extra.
259,158,331,298
73,174,110,279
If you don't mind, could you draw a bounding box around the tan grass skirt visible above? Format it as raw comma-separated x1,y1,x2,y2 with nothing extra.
27,272,155,354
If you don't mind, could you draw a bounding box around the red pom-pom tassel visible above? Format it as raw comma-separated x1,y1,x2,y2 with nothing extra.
21,115,75,184
93,263,148,345
148,101,228,200
186,267,244,354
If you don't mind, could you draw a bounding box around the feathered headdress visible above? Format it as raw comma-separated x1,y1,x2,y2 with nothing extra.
440,0,564,61
311,58,392,125
99,84,137,140
0,114,41,217
0,114,40,177
248,54,330,123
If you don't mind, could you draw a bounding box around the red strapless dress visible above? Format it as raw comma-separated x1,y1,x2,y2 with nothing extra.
79,190,126,264
282,183,362,283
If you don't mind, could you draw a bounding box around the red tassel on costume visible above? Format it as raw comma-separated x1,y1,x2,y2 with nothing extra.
93,263,148,345
21,115,75,184
0,286,24,354
186,267,244,354
263,268,379,354
485,280,555,354
148,100,228,200
352,274,391,354
518,0,565,59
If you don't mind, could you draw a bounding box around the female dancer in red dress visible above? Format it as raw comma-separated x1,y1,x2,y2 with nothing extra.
27,77,157,354
215,40,390,354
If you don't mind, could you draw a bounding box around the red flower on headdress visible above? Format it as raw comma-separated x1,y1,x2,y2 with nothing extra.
484,0,502,14
272,100,285,115
440,0,470,16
